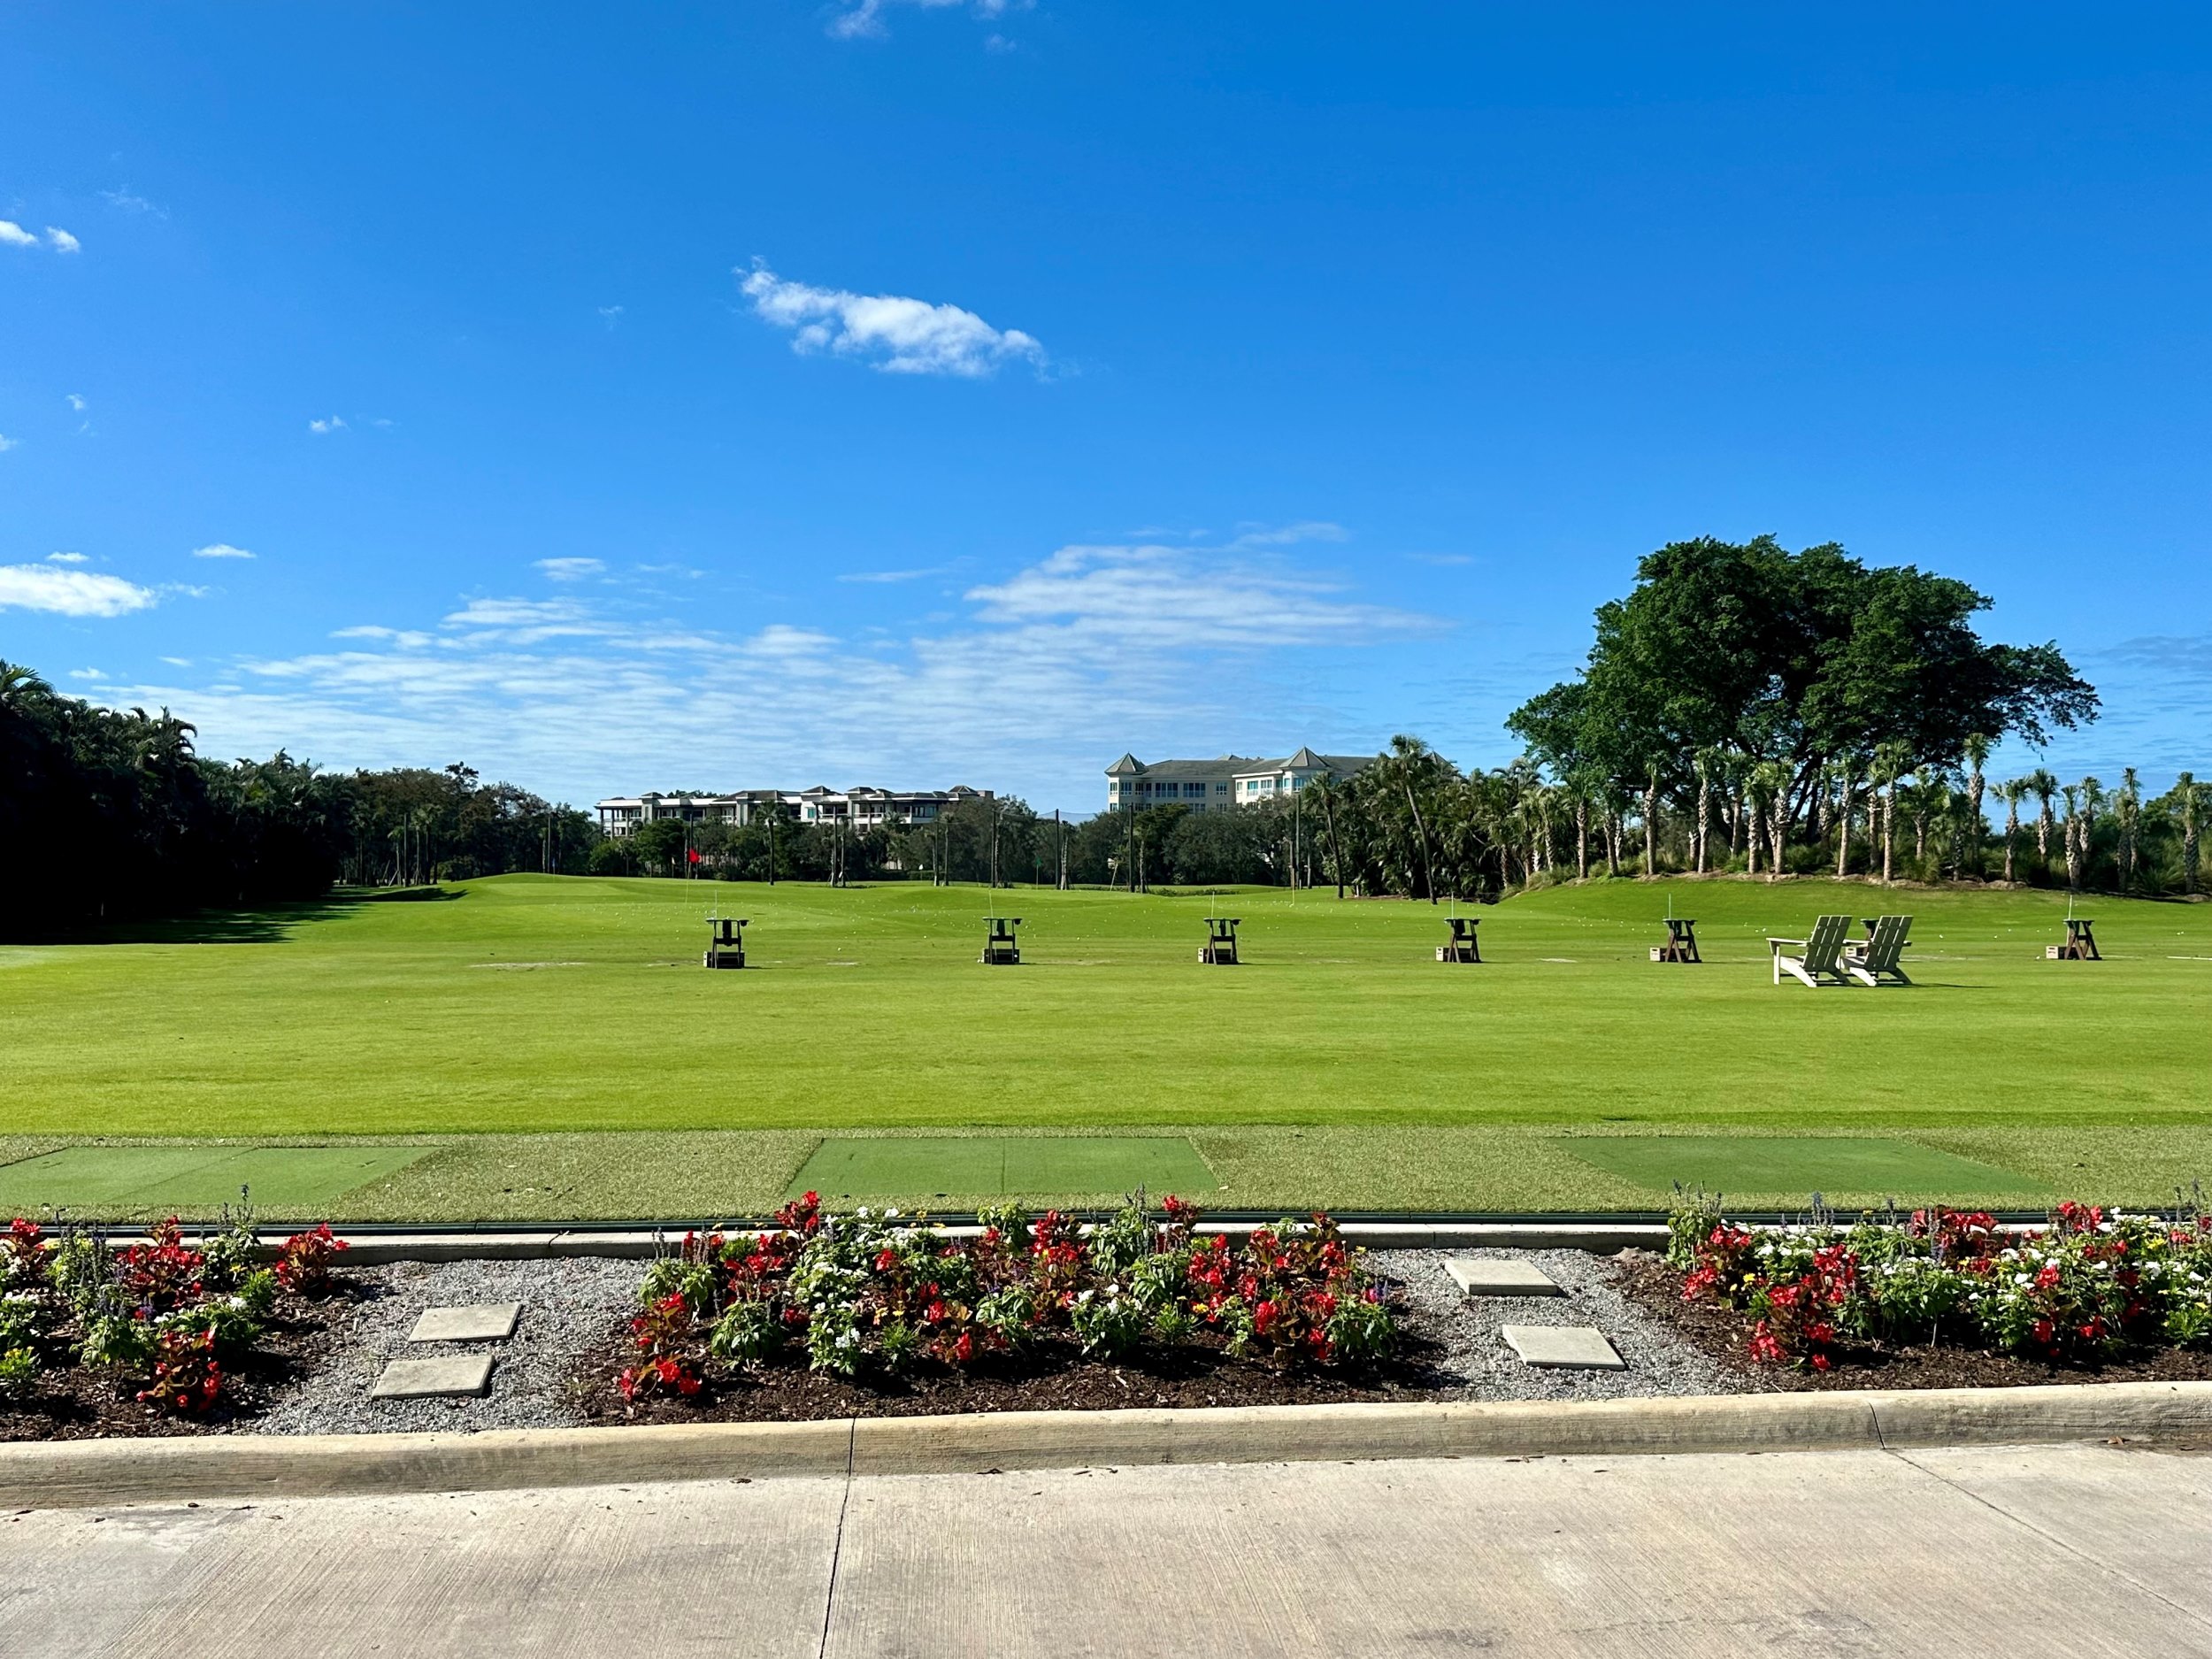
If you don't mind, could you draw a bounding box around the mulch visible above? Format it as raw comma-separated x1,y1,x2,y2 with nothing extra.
573,1325,1462,1426
1608,1253,2212,1390
0,1279,373,1442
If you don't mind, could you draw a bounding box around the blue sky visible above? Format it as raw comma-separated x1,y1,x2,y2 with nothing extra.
4,2,2208,813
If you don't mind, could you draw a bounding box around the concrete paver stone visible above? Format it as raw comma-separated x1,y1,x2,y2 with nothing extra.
1442,1257,1564,1296
407,1303,523,1343
369,1355,495,1400
1500,1324,1626,1370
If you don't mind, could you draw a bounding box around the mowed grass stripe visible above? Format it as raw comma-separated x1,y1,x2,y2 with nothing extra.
0,1144,434,1211
790,1135,1219,1202
1559,1135,2050,1198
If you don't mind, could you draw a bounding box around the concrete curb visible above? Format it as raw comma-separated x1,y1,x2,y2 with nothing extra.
5,1382,2207,1510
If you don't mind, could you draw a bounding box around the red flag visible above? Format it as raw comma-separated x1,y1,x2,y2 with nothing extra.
687,849,702,864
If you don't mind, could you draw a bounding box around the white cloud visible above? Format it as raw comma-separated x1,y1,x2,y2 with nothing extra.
0,564,157,618
0,434,16,452
597,305,624,324
161,657,193,667
87,529,1440,803
1229,521,1348,549
0,221,37,248
45,227,80,253
66,394,87,411
535,557,605,582
46,551,88,564
308,416,348,434
103,189,160,214
828,0,1023,40
738,259,1045,378
68,668,104,680
192,542,256,560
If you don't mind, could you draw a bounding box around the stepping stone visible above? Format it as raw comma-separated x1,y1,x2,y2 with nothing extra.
408,1302,522,1343
1444,1258,1564,1297
1500,1325,1626,1371
370,1355,495,1400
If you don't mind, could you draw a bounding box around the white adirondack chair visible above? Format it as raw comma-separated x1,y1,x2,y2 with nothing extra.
1844,913,1914,987
1769,914,1852,987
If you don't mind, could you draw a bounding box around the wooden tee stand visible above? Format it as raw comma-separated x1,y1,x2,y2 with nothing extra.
703,917,749,970
979,916,1023,965
1436,916,1481,963
2047,917,2101,961
1200,917,1241,965
1650,917,1700,964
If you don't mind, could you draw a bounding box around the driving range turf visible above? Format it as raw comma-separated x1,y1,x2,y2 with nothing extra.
4,872,2209,1218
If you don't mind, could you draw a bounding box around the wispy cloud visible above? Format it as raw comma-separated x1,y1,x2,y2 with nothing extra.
307,416,348,434
0,434,16,452
1405,552,1474,567
535,557,606,582
92,530,1441,803
739,259,1045,378
0,564,157,618
837,566,949,584
45,227,80,254
46,551,88,565
597,304,624,326
102,189,160,215
828,0,1026,40
192,542,256,561
65,394,87,412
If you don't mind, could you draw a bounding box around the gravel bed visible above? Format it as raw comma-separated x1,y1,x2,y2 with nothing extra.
256,1259,636,1436
255,1249,1732,1434
1371,1248,1733,1402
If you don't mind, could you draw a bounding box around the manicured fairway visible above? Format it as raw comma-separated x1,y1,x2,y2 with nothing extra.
4,873,2208,1215
1557,1135,2049,1199
789,1135,1218,1202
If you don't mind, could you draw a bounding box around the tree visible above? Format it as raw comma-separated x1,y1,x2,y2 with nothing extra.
1508,536,2097,871
1997,778,2027,883
1961,733,1991,877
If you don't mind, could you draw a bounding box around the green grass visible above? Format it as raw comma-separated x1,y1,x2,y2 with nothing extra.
1557,1134,2048,1199
4,872,2208,1216
0,1144,433,1213
789,1134,1218,1202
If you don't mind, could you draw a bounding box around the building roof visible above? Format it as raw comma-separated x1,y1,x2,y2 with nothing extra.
1106,749,1376,780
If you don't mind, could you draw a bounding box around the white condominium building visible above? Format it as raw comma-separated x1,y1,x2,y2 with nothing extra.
1102,747,1372,813
596,785,992,838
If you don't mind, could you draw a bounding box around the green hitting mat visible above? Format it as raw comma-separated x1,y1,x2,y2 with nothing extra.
1559,1135,2049,1199
0,1144,434,1215
790,1136,1218,1202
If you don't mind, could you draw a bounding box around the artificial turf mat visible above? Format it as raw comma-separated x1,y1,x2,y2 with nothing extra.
1558,1135,2050,1200
790,1135,1219,1202
0,1144,434,1213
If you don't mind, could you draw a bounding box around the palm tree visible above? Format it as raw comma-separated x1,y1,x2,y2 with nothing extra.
1872,741,1909,885
1997,778,2027,883
2177,772,2204,897
1692,749,1720,874
1832,759,1860,879
2028,768,2058,875
2116,767,2141,893
1641,761,1662,879
1961,733,1991,877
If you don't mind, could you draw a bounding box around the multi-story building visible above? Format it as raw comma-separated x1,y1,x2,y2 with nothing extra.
595,785,991,838
1102,747,1372,814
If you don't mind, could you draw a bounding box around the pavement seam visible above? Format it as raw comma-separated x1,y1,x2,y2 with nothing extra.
1886,1447,2212,1635
815,1419,856,1659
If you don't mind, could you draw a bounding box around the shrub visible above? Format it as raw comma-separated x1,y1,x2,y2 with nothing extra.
117,1217,204,1311
618,1293,703,1400
0,1345,36,1401
275,1225,348,1295
1672,1195,2212,1368
136,1325,222,1414
79,1309,159,1373
3,1218,51,1287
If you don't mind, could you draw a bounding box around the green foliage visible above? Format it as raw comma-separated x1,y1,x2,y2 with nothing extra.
0,1345,36,1400
706,1298,783,1365
78,1310,158,1373
639,1257,720,1317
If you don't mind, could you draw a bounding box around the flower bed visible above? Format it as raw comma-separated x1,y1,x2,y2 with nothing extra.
0,1215,364,1440
584,1195,1416,1422
1629,1194,2212,1386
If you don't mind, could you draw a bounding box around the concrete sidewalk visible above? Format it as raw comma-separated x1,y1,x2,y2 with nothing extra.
3,1441,2208,1657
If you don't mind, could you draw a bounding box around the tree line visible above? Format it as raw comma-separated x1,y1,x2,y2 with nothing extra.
1,661,601,933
